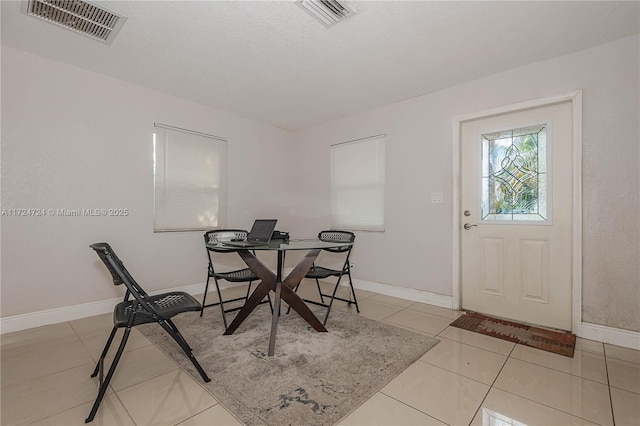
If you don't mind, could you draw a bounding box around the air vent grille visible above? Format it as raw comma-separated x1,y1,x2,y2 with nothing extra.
24,0,127,44
297,0,355,28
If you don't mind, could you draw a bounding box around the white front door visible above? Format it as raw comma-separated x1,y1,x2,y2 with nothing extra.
461,101,573,331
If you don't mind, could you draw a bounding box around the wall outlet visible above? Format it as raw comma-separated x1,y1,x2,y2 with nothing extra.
349,262,355,270
431,192,443,204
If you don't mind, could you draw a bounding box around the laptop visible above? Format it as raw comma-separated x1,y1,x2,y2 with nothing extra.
223,219,277,247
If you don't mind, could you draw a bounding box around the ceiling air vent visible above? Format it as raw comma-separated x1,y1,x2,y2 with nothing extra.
297,0,355,28
22,0,127,44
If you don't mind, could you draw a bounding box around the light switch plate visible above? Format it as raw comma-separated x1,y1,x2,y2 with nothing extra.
431,192,443,204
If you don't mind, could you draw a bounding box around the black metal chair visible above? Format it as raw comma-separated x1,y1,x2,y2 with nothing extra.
202,229,272,330
289,230,359,325
86,242,210,423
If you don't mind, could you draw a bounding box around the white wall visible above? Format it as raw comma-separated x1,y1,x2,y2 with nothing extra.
292,35,640,332
2,36,638,334
1,47,294,317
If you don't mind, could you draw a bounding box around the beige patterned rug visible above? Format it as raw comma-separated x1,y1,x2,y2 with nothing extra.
139,305,439,425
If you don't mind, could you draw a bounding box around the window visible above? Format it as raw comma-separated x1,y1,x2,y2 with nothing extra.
331,135,385,231
481,124,549,222
153,123,227,232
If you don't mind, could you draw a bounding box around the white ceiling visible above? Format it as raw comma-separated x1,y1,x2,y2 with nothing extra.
2,1,639,130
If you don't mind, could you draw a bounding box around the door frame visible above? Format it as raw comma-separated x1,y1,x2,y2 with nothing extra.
452,90,583,333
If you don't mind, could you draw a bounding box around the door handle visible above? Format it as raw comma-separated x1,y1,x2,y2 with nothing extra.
464,223,478,230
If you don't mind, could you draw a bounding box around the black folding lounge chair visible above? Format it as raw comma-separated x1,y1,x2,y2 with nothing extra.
288,230,359,325
86,242,210,423
201,229,272,330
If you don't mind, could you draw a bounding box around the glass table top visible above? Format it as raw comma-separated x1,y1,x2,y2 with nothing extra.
208,238,352,251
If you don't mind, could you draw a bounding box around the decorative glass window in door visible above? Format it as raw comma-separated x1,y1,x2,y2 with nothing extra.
481,124,548,222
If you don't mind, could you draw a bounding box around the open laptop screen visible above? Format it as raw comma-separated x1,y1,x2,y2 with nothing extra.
247,219,277,242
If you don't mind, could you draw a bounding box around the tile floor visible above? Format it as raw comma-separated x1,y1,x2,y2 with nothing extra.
1,283,639,425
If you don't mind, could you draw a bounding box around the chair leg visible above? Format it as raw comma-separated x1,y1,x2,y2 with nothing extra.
315,278,325,303
90,326,117,378
200,275,211,317
246,280,274,313
158,319,211,383
347,273,360,313
164,318,193,351
85,327,131,423
323,276,344,326
213,277,228,330
285,283,301,315
267,292,274,314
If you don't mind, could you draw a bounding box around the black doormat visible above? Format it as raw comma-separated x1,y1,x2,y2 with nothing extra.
450,311,576,357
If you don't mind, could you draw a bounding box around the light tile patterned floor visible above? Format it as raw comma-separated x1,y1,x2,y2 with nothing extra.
1,283,639,425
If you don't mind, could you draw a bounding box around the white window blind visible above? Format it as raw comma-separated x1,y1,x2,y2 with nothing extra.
331,135,386,231
153,123,227,232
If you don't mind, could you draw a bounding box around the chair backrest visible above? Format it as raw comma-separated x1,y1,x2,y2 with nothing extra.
203,229,249,251
203,229,251,275
90,242,153,310
90,242,127,286
318,230,355,253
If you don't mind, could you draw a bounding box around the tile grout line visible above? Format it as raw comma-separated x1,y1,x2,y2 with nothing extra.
433,327,615,425
603,344,617,426
496,347,613,425
70,318,140,425
17,321,104,425
378,390,450,425
6,291,633,426
466,342,516,425
355,299,451,424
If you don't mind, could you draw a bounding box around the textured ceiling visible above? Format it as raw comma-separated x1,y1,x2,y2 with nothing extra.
2,1,639,130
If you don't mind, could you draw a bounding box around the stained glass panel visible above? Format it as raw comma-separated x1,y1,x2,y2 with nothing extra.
481,125,547,222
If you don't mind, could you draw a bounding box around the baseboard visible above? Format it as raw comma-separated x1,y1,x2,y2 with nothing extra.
579,322,640,350
4,281,639,351
0,282,206,335
351,278,455,309
0,278,453,334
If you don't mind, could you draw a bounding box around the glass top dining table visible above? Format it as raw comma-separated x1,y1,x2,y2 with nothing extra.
208,238,352,251
206,238,353,356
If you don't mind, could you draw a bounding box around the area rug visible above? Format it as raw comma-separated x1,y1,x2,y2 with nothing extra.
138,305,439,425
450,311,576,357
